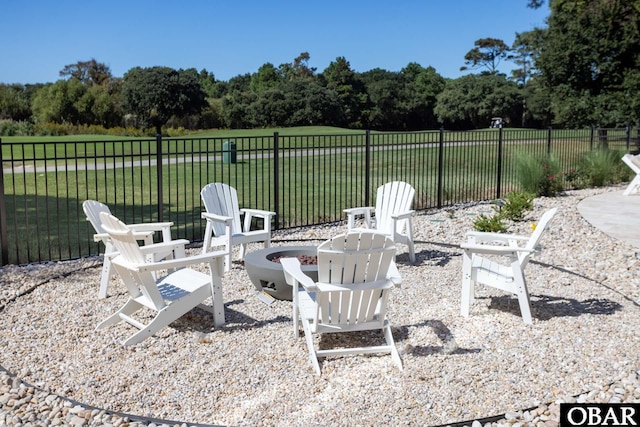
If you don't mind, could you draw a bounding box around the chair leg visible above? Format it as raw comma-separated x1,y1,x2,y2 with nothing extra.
460,251,474,317
122,304,198,345
95,299,142,330
98,241,116,299
223,239,232,272
293,300,300,339
98,257,112,299
347,213,356,229
512,261,533,324
122,310,178,346
392,230,416,264
383,323,403,370
407,239,416,264
209,260,226,327
406,219,415,264
301,318,321,375
123,295,209,345
202,222,213,255
624,174,640,195
123,325,156,346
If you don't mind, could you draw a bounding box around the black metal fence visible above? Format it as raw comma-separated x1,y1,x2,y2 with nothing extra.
0,126,635,266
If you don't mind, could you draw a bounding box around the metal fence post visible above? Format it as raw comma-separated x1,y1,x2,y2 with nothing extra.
496,127,503,200
590,126,594,151
273,132,279,230
547,126,552,155
365,130,371,207
626,124,631,152
437,127,444,209
0,138,7,265
156,133,164,222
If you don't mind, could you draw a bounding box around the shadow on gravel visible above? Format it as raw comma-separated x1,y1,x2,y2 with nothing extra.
395,319,482,356
486,294,623,321
167,298,292,334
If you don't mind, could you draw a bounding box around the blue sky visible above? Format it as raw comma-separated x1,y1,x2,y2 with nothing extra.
1,1,550,85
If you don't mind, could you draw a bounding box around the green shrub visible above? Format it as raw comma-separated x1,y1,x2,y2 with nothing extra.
473,191,533,233
514,152,541,194
563,166,588,190
34,122,68,136
0,120,34,136
9,121,193,138
498,191,535,221
473,212,507,233
537,155,563,196
515,152,563,197
580,148,628,187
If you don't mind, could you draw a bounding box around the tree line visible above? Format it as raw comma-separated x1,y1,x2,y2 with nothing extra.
1,0,639,135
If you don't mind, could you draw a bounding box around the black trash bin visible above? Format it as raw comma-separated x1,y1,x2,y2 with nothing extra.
222,141,237,164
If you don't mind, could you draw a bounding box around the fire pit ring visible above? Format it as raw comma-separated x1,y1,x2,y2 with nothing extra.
244,246,319,300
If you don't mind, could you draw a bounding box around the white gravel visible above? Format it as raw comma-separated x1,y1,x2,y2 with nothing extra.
0,185,639,426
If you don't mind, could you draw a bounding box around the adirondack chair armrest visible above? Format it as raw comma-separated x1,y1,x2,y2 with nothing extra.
465,231,530,244
201,212,234,225
134,250,228,273
127,221,173,233
94,230,155,243
93,232,109,243
240,208,276,232
460,242,535,256
240,208,276,219
387,261,402,287
390,210,415,220
344,206,374,229
280,258,318,292
315,279,394,292
138,239,190,257
344,206,373,216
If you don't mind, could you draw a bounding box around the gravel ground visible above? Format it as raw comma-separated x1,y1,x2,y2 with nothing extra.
0,186,639,426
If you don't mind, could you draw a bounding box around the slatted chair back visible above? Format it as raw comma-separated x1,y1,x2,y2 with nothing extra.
200,182,275,272
374,181,415,236
281,230,403,374
521,207,558,268
315,232,397,329
200,182,242,237
83,200,111,235
99,212,165,311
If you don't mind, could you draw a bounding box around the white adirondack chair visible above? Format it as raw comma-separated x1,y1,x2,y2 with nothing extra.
200,182,276,271
95,212,227,346
344,181,416,263
460,207,558,324
83,200,175,299
622,154,640,195
281,231,403,375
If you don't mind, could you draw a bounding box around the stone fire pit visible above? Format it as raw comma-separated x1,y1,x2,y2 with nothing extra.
244,246,319,300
